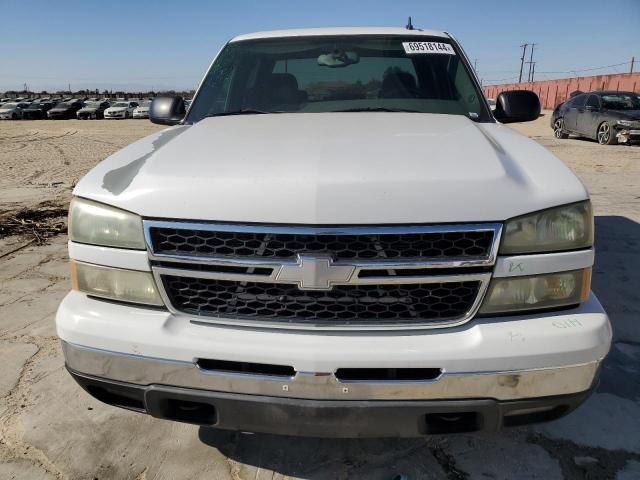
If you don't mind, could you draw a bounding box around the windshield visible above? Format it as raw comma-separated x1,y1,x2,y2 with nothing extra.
55,103,70,108
187,35,489,123
137,101,151,107
2,103,18,108
84,101,101,108
601,93,640,110
112,102,129,107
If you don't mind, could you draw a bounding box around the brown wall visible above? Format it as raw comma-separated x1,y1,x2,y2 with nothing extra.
484,73,640,109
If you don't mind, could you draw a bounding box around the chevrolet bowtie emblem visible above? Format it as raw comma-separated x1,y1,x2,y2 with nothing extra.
276,255,355,290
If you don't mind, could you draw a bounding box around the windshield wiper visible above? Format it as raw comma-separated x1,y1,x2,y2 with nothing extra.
333,107,421,113
203,109,281,118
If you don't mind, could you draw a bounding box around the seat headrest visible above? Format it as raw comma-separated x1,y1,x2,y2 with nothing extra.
268,73,299,91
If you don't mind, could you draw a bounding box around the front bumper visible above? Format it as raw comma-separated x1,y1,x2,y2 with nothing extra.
616,129,640,143
62,340,600,402
68,367,594,437
57,291,610,435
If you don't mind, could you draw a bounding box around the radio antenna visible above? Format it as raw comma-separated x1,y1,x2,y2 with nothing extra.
406,16,414,30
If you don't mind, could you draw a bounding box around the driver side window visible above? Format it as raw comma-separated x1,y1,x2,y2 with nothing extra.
568,95,586,107
586,95,600,108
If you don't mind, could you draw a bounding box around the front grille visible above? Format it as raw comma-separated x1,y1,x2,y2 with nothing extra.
150,227,494,260
162,276,481,326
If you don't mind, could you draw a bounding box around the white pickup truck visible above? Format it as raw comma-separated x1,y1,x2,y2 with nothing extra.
56,27,611,437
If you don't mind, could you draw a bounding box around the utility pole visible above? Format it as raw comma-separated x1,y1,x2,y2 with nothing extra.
526,43,537,82
531,62,536,82
473,59,478,73
518,44,528,83
631,57,635,74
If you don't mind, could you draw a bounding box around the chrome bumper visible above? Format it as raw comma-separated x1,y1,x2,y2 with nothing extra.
62,341,600,401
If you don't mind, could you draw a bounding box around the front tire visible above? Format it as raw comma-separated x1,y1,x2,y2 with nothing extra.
597,122,617,145
553,118,569,139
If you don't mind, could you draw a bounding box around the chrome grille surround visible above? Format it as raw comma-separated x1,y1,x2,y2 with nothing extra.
144,221,502,330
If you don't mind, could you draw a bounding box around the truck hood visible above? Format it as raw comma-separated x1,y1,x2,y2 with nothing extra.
74,113,588,224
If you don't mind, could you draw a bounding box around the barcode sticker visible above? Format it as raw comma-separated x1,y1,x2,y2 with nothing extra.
402,42,455,55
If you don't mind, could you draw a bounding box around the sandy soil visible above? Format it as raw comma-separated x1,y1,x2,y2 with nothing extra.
0,115,639,479
0,119,162,215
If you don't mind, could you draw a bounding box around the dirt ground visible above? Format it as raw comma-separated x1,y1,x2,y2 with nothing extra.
0,116,639,480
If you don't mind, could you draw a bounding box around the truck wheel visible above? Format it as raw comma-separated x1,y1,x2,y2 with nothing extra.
597,122,617,145
553,119,569,139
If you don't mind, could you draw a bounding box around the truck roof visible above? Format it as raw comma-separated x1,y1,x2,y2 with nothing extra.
230,27,449,43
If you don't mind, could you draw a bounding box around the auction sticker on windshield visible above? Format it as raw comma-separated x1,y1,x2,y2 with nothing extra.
402,42,455,55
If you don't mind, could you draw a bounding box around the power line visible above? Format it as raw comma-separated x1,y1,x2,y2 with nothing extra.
482,59,636,84
537,61,632,75
484,75,520,83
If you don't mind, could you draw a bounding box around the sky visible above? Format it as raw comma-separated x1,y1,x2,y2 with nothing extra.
1,0,639,92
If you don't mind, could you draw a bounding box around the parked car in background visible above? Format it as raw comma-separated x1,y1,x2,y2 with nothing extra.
21,101,55,119
132,100,151,118
552,91,640,145
77,101,110,119
48,100,83,119
0,102,30,119
104,101,138,119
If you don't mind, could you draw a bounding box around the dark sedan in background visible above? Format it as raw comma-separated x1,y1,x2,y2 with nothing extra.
47,100,83,119
76,100,110,119
21,101,55,119
551,91,640,145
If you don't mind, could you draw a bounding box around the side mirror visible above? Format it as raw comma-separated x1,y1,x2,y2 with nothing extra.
149,96,186,125
493,90,541,123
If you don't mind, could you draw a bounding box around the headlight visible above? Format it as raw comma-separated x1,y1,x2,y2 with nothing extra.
500,201,593,255
69,197,146,249
616,120,632,128
71,261,163,306
479,269,591,315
